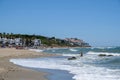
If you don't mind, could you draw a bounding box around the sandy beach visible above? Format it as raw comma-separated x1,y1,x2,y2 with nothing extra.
0,48,56,80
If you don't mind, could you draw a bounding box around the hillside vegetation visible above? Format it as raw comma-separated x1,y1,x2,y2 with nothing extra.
0,32,91,47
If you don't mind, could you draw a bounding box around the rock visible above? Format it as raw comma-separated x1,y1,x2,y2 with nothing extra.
68,57,76,60
107,55,113,56
98,54,107,56
98,54,113,57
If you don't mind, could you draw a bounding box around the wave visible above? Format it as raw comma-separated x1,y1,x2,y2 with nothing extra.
87,51,120,56
91,46,120,50
29,49,44,52
91,47,120,49
69,48,78,52
62,54,80,57
10,57,120,80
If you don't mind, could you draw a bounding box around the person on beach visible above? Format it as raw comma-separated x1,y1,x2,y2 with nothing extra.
80,52,83,57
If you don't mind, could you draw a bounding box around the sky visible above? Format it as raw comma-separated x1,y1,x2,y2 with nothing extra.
0,0,120,47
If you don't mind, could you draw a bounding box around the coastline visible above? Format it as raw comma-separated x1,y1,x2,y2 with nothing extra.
0,48,57,80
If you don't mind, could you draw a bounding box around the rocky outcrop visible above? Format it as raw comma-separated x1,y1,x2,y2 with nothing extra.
98,54,113,57
68,57,77,60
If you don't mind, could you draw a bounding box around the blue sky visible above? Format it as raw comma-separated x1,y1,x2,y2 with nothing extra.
0,0,120,46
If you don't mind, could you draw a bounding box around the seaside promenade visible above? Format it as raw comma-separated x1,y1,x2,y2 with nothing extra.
0,48,56,80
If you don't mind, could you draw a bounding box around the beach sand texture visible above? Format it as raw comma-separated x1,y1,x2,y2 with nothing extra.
0,48,55,80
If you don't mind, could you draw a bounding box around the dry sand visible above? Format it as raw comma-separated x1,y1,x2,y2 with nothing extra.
0,48,57,80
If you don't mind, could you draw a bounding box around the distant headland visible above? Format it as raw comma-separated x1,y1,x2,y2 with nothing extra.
0,32,91,48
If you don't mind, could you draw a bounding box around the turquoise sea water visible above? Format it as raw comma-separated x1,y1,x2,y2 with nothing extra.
10,47,120,80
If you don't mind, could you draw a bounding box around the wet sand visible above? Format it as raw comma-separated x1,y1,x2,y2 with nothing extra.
0,48,56,80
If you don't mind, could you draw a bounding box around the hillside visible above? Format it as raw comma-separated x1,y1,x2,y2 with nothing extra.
0,32,91,47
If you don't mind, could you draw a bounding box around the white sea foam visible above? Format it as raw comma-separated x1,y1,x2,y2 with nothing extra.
29,49,44,52
91,47,106,49
10,57,120,80
91,47,116,50
62,54,80,57
87,51,120,56
69,48,78,52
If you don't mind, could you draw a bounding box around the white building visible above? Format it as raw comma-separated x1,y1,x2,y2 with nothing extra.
65,38,87,46
8,39,15,44
15,38,23,46
33,39,41,46
1,38,8,44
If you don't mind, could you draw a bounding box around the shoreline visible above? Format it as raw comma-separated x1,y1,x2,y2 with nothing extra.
0,48,58,80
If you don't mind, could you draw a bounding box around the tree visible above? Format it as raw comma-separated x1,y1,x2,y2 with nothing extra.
0,33,2,37
3,32,6,37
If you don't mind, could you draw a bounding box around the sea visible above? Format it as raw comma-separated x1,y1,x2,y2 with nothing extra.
10,47,120,80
